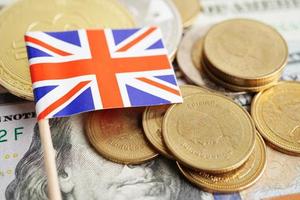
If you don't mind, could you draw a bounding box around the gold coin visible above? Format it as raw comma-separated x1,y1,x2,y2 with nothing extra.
172,0,201,28
163,93,256,173
191,38,204,72
180,85,211,96
177,133,266,193
203,19,288,86
202,59,280,92
0,0,135,100
251,81,300,156
85,108,158,164
143,85,210,159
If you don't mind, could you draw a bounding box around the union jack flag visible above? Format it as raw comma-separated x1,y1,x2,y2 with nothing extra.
25,27,182,120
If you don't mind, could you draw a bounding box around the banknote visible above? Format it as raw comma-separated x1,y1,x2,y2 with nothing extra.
3,113,215,200
3,104,299,200
240,147,300,199
0,102,36,200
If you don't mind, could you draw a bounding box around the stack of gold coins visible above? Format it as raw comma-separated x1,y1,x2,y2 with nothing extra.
195,19,288,92
85,85,268,192
142,85,267,192
176,18,288,95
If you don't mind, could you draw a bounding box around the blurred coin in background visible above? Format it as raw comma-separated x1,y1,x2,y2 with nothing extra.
119,0,183,60
172,0,201,28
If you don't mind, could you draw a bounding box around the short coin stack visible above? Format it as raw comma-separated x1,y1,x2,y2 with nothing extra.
159,86,266,192
202,19,288,92
178,18,289,93
85,85,267,192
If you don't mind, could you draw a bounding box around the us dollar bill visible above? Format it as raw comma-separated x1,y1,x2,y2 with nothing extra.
0,102,36,200
2,112,214,200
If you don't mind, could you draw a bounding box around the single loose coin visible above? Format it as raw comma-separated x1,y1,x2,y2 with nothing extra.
172,0,201,28
252,81,300,155
85,108,158,164
119,0,182,59
0,0,135,100
163,93,256,173
204,19,288,86
143,85,210,158
176,25,246,96
177,133,266,193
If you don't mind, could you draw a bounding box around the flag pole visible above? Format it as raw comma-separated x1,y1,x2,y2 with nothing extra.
38,119,62,200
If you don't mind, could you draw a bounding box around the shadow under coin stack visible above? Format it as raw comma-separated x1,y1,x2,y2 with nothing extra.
199,19,288,92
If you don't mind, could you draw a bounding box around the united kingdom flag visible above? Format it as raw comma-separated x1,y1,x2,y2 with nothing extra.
25,27,182,120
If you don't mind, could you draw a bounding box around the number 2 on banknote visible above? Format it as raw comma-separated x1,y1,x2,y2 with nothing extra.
0,130,7,143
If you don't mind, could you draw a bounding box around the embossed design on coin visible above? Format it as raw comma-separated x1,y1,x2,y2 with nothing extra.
177,133,266,192
143,85,209,158
177,111,226,147
0,0,135,99
163,93,255,173
86,108,158,164
252,81,300,155
204,19,288,86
